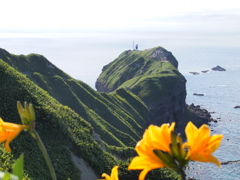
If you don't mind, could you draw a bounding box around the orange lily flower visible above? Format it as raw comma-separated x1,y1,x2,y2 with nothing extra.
184,121,223,167
128,123,175,180
0,118,26,152
98,166,119,180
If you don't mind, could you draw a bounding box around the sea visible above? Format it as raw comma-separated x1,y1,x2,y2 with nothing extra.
0,31,240,180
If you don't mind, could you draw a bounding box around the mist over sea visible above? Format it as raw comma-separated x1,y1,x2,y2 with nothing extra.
1,31,240,179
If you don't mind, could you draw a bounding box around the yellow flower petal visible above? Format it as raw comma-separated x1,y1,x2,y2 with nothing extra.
0,118,25,152
207,135,223,153
128,156,164,170
99,166,119,180
185,121,198,145
185,121,223,167
128,123,175,179
101,173,111,180
139,168,151,180
111,166,119,180
206,155,221,167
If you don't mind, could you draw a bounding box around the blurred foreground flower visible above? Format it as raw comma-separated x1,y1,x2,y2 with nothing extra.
184,121,223,167
0,101,57,179
128,121,223,180
17,101,36,138
98,166,119,180
0,118,26,152
17,101,57,180
128,123,179,180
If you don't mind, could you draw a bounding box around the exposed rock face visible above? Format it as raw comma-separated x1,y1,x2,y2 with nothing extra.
212,65,226,71
148,47,178,68
148,79,188,131
70,152,98,180
95,81,112,93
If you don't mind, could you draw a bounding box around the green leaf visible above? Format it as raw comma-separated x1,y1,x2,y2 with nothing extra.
3,172,11,180
153,149,174,166
13,153,24,180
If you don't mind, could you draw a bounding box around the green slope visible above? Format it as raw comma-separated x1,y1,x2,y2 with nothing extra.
0,59,117,179
96,46,186,110
0,48,149,147
96,47,206,133
96,46,182,95
0,48,179,180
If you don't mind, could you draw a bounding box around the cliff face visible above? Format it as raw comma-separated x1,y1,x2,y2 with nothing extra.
96,46,208,131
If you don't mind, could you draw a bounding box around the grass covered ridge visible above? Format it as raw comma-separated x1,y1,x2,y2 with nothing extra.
0,59,116,179
96,46,186,107
0,48,149,147
0,47,179,180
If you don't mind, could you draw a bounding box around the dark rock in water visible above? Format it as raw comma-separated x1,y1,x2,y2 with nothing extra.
193,93,204,96
221,160,240,165
187,103,213,123
189,72,200,75
201,70,209,73
212,65,226,71
234,106,240,108
187,177,196,180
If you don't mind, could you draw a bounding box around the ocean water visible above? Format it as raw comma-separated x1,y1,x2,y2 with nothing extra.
183,58,240,180
0,31,240,179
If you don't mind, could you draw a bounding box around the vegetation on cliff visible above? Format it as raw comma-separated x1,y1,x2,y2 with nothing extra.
0,48,178,179
0,59,117,179
0,48,149,147
96,47,182,93
96,47,208,132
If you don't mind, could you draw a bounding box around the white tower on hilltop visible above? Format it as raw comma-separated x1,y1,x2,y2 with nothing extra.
133,41,139,51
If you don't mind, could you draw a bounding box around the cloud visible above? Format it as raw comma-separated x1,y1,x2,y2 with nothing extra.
1,0,240,33
134,8,240,32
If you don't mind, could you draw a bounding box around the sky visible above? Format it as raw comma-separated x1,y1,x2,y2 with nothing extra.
1,0,240,33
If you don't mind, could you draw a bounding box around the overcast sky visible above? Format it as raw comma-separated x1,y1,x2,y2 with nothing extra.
1,0,240,33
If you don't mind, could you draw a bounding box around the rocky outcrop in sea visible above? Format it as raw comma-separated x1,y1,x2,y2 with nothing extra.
212,65,226,71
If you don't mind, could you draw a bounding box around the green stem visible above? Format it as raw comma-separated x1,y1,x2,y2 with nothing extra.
33,130,57,180
178,168,186,180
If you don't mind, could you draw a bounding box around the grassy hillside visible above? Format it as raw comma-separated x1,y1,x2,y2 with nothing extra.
0,48,149,147
0,59,117,179
96,47,182,94
95,47,208,134
0,48,179,180
118,63,185,108
96,47,186,107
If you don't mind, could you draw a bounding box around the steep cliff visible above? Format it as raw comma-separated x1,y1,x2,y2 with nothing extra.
96,46,208,131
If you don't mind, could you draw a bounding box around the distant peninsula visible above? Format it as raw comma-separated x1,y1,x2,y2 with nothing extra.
96,46,211,133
